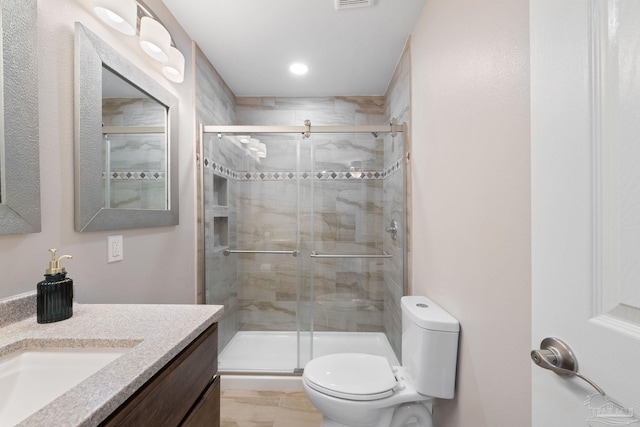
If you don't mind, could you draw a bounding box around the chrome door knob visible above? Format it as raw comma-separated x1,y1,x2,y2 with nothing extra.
531,337,605,396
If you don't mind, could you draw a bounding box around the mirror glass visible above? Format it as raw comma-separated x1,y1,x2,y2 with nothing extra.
0,0,40,235
75,23,178,232
102,67,168,210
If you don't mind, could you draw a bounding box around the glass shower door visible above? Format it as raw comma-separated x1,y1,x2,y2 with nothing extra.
206,124,405,373
303,131,403,364
210,132,312,373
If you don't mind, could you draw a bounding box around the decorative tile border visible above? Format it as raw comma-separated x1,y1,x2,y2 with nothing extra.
103,171,166,180
240,171,299,181
384,158,403,178
239,170,384,181
204,158,239,179
205,157,403,181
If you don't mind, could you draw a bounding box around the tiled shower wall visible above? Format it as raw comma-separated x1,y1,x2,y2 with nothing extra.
235,97,389,335
196,40,411,357
194,45,239,352
102,98,167,209
233,94,409,357
383,41,411,357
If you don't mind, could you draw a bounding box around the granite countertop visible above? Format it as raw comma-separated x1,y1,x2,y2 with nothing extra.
0,292,224,427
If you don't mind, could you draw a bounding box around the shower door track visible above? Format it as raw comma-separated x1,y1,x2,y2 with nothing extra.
218,370,303,377
203,121,404,137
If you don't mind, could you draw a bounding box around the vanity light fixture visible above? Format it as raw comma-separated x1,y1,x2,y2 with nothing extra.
139,16,170,62
257,143,267,158
163,47,185,83
248,138,261,152
93,0,137,35
92,0,185,83
237,135,251,144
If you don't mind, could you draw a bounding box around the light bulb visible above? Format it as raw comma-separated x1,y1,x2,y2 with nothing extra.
257,143,267,158
139,17,171,62
248,138,260,152
162,46,185,83
94,0,137,35
105,10,125,24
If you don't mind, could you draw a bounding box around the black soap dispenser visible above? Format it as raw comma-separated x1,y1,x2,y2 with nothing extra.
37,249,74,324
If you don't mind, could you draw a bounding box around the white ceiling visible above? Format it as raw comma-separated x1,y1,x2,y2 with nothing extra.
161,0,426,97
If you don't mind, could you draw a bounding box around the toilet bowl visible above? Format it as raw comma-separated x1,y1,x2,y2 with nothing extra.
303,296,459,427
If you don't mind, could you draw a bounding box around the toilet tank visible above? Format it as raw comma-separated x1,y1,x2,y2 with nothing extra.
401,296,460,399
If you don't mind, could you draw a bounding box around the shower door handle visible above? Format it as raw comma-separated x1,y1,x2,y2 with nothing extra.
385,219,398,240
223,249,300,257
309,251,392,259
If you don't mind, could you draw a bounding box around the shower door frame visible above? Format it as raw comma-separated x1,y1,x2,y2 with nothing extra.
199,121,408,373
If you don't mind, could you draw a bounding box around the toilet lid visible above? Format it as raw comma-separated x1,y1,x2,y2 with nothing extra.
303,353,397,401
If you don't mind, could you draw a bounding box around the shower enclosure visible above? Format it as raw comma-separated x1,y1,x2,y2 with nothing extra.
200,120,406,374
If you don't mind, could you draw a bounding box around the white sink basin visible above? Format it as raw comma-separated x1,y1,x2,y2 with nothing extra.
0,348,128,426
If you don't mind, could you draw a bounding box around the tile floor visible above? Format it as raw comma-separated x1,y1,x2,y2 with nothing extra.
221,390,323,427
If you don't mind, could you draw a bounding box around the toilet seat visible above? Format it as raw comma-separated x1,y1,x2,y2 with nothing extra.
303,353,398,401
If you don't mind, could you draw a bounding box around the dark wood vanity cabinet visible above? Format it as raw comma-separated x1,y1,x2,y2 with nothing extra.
181,375,221,426
100,323,219,427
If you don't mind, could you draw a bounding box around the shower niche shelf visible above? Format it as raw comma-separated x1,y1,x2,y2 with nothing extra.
213,175,228,207
213,216,228,249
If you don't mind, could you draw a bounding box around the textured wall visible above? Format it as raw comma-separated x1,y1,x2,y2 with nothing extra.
410,0,531,426
0,0,197,303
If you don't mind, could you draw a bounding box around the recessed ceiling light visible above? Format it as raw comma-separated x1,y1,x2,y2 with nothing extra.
289,63,309,75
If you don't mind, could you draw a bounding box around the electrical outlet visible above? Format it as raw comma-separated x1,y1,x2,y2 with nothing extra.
108,235,123,263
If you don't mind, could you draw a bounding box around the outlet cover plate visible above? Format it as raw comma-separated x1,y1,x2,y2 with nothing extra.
108,235,123,263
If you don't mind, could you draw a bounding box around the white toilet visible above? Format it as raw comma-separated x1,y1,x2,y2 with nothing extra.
302,296,460,427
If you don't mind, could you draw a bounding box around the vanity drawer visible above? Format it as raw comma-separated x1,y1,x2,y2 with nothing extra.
100,323,218,426
181,375,220,427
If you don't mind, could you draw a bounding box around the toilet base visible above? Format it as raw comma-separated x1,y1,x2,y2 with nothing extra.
389,403,433,427
320,402,433,427
321,410,392,427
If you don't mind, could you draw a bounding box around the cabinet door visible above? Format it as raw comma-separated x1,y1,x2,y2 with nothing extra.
101,324,218,426
181,376,220,427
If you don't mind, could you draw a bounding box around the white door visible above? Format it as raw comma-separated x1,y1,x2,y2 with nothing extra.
532,0,640,425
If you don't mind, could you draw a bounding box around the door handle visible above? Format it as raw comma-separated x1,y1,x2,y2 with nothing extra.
385,219,398,240
531,337,605,396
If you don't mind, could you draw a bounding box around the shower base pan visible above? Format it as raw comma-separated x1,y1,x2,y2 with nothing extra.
219,331,399,391
219,330,399,373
